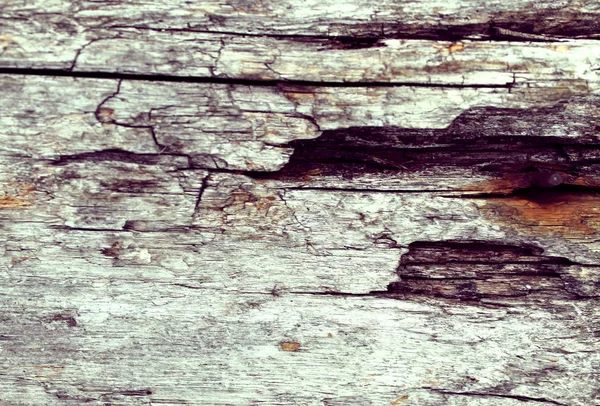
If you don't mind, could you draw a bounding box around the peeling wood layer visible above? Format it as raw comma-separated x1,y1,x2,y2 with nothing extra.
0,75,594,172
388,240,600,300
252,96,600,194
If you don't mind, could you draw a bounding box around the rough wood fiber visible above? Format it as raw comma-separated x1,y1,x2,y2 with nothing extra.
2,1,600,406
3,0,600,78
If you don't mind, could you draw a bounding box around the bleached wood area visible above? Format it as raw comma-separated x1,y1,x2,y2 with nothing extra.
2,1,600,405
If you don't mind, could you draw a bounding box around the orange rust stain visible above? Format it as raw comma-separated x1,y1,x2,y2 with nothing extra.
0,182,35,208
468,174,529,194
302,168,323,182
0,196,28,208
97,107,115,122
471,174,600,237
570,176,600,188
304,169,323,176
482,191,600,237
327,333,333,338
279,341,301,352
283,91,316,105
11,256,31,266
0,35,18,48
467,172,600,194
254,197,275,213
391,396,409,405
552,44,570,52
448,42,465,53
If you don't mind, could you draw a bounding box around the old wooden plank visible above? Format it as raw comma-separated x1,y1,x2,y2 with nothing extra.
3,0,600,82
0,75,591,171
1,110,599,405
2,24,600,86
1,284,597,405
2,2,600,405
0,68,599,405
2,75,600,271
3,0,600,39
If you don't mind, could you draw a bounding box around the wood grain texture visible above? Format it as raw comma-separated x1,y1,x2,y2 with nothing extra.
3,0,600,81
1,24,600,85
2,1,600,405
3,0,600,39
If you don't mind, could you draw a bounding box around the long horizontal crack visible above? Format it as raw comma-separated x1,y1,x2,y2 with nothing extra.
274,186,478,193
426,388,568,406
50,149,191,166
0,67,514,88
103,24,573,43
288,291,388,297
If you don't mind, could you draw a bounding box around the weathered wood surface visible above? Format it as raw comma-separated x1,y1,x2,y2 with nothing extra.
3,0,600,80
2,2,600,405
3,0,600,42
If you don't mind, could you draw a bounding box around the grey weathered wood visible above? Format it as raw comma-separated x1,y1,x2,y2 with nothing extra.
1,75,592,170
3,0,600,79
1,74,600,405
3,0,600,39
2,2,600,405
